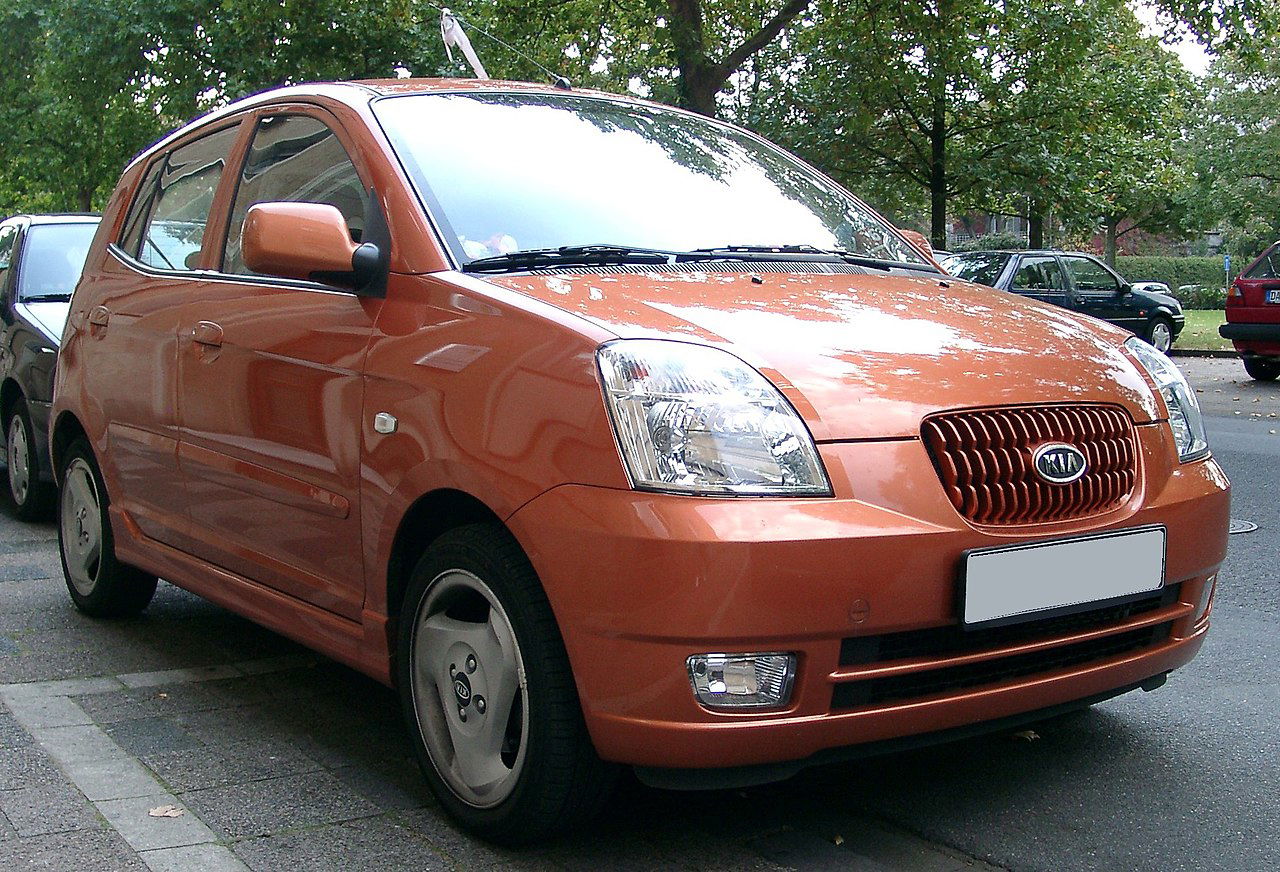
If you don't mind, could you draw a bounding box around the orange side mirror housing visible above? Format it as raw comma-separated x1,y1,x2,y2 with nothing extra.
897,228,947,273
241,202,388,295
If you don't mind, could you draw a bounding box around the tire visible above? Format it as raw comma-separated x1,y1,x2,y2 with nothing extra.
5,402,55,521
57,438,157,617
1243,356,1280,382
397,524,616,844
1144,315,1174,354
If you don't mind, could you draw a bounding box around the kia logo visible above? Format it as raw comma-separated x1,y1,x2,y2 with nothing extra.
453,673,472,706
1032,442,1087,484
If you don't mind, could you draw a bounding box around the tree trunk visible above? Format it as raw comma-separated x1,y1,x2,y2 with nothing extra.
1103,214,1118,266
1028,200,1044,249
77,187,93,212
667,0,813,117
929,96,947,250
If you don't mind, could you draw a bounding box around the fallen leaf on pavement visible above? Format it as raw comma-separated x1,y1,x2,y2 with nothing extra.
148,805,185,818
1012,729,1040,742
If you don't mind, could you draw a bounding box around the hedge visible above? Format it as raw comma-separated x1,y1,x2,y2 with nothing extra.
1115,256,1227,309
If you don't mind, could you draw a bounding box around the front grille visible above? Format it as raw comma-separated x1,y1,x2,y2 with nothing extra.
831,622,1172,710
922,404,1137,525
839,584,1179,666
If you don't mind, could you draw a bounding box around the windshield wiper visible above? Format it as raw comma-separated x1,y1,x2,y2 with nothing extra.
20,293,73,302
686,244,937,273
461,244,675,273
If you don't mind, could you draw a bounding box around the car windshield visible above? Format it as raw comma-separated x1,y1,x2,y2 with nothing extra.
372,92,929,267
941,253,1010,287
17,222,99,299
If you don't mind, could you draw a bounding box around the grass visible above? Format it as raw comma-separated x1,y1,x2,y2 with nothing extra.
1174,309,1232,353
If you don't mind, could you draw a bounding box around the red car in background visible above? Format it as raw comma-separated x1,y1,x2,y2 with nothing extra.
1222,242,1280,381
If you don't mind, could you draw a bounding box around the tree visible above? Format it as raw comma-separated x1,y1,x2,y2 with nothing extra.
1185,40,1280,260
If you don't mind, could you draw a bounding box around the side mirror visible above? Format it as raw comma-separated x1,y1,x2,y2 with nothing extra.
1118,283,1132,295
896,228,947,272
241,201,387,297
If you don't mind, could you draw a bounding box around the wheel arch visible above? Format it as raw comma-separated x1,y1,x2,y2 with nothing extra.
385,488,507,626
49,410,88,486
0,377,24,420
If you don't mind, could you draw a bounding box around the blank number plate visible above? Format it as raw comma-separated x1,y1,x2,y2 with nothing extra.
962,527,1166,628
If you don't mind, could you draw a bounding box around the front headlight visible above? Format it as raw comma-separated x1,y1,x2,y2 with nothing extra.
1125,337,1208,461
597,339,831,496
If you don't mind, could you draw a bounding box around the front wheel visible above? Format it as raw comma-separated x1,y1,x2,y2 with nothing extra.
397,525,616,844
1243,356,1280,382
1144,316,1174,354
5,403,55,520
58,439,157,617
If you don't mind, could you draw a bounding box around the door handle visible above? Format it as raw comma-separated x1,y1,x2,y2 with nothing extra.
191,321,224,348
88,306,110,327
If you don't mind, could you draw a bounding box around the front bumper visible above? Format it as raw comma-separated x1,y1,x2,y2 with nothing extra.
507,427,1229,774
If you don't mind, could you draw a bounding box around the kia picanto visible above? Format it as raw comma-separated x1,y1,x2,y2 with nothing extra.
52,80,1230,844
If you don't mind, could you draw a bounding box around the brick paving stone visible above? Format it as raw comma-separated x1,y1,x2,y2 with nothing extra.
232,815,448,872
179,770,380,839
329,757,432,811
0,784,103,838
0,827,146,870
142,739,320,793
0,747,64,791
104,717,202,758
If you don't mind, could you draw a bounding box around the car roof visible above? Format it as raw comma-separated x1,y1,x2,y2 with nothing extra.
948,249,1097,257
3,213,100,227
125,78,684,172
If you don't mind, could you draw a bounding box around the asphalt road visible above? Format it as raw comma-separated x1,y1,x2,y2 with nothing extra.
0,355,1275,871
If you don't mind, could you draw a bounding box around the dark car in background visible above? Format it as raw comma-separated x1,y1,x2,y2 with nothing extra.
1221,241,1280,381
0,214,99,518
943,250,1185,353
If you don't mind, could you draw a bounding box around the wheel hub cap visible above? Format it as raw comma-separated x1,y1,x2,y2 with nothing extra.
410,569,528,809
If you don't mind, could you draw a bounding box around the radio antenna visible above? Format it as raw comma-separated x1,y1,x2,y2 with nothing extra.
432,4,572,89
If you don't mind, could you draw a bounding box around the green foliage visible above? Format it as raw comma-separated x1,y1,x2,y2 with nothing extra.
953,232,1028,252
1184,39,1280,264
1116,255,1229,308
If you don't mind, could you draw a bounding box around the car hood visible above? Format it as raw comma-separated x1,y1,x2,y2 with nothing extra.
14,301,70,346
483,269,1161,441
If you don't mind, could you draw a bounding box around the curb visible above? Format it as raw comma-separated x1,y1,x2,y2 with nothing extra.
1169,349,1238,359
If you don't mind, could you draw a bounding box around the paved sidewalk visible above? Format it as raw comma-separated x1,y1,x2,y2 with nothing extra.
0,512,998,871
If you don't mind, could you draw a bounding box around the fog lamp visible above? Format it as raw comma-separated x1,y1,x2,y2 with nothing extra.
1194,575,1216,623
687,653,796,710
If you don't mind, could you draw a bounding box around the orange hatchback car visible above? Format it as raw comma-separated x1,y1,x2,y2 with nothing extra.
53,80,1229,843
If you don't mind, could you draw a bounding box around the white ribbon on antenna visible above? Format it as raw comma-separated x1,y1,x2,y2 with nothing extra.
440,8,489,80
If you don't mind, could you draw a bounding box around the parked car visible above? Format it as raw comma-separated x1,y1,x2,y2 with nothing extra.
942,250,1185,353
1220,241,1280,381
53,81,1229,844
0,214,99,518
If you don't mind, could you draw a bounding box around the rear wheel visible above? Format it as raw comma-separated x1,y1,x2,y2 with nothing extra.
5,403,55,520
58,439,157,617
397,524,616,844
1243,356,1280,382
1144,316,1174,354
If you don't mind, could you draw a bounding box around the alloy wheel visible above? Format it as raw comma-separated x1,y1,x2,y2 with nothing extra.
409,568,529,808
60,457,103,596
1150,320,1173,353
7,415,30,505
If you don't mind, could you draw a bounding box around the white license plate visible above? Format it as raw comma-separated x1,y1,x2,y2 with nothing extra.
1267,289,1280,304
962,527,1166,627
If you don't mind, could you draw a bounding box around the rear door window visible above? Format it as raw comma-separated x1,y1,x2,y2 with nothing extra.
221,114,367,275
1062,256,1120,294
1011,256,1067,291
134,125,239,271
